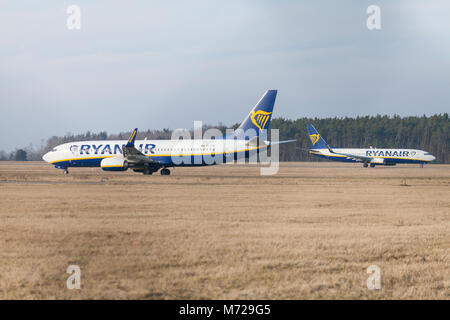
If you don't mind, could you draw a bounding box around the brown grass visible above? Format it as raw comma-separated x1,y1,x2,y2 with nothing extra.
0,161,448,299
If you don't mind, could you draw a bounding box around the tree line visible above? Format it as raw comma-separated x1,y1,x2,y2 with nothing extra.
1,113,448,163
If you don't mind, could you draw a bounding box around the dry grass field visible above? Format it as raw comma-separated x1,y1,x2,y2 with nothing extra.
0,161,448,299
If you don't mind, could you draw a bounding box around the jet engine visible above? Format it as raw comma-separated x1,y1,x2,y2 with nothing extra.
100,157,128,171
369,158,396,166
370,158,385,165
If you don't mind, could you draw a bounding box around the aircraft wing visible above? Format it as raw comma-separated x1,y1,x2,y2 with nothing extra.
122,128,158,164
326,145,372,162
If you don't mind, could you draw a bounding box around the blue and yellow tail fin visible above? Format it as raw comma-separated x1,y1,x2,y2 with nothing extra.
225,90,277,140
306,124,328,149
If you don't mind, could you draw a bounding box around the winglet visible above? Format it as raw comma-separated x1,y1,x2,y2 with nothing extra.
326,144,335,154
126,128,138,147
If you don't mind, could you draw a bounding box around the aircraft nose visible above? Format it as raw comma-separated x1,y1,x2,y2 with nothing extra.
42,152,50,163
431,155,436,161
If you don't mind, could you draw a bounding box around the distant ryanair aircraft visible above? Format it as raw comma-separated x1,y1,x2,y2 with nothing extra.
43,90,295,175
306,124,435,167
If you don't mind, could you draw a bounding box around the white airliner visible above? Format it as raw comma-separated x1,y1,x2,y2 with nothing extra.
43,90,295,175
306,124,436,167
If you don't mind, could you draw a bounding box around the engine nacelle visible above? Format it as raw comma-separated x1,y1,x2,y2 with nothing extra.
370,157,385,165
100,157,128,171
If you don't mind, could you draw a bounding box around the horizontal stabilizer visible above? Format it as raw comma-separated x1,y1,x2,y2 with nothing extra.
267,139,297,146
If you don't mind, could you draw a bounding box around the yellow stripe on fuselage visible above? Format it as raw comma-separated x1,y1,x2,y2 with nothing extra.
308,151,431,162
50,146,265,164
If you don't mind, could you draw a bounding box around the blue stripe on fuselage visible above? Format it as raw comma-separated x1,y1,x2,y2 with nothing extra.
310,153,428,164
52,149,261,168
311,153,356,163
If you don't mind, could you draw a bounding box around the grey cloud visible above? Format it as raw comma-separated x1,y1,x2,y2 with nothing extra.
0,0,449,150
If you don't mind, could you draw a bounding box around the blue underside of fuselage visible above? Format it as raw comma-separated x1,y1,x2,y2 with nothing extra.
52,151,257,168
311,153,427,164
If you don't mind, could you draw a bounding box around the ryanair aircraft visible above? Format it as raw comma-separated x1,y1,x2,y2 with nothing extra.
43,90,294,175
306,124,435,167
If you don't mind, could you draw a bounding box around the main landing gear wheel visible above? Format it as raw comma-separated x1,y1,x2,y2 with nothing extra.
142,163,155,175
370,163,376,168
363,163,368,168
63,168,69,174
160,168,170,175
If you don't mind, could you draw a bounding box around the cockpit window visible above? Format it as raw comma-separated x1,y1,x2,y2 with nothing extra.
424,152,431,155
51,148,57,152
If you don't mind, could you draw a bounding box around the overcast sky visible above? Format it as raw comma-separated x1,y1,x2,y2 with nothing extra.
1,0,449,151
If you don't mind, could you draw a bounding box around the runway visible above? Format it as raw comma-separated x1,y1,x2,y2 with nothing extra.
0,161,448,299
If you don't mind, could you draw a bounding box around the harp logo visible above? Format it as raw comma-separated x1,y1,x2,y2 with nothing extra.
250,110,272,130
309,134,320,145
